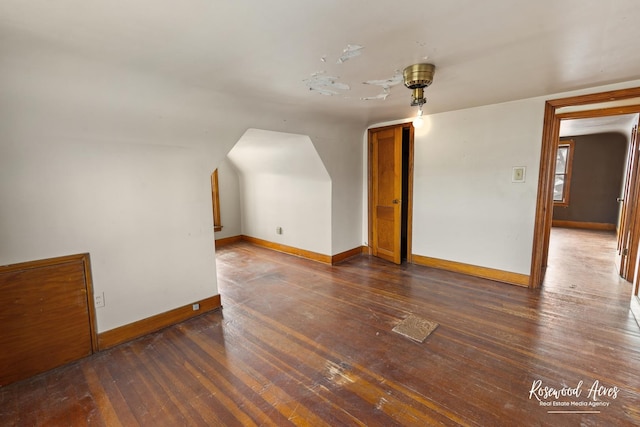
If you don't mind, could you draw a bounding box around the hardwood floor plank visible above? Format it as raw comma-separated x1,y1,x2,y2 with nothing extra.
142,340,231,426
226,298,482,426
178,321,355,427
1,228,639,426
81,353,138,426
170,329,305,426
81,363,123,427
219,307,453,426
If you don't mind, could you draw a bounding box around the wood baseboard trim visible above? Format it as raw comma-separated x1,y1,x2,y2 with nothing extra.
220,235,365,265
331,246,367,264
215,235,242,247
412,254,529,287
97,294,222,350
241,236,365,265
552,220,616,231
241,235,332,264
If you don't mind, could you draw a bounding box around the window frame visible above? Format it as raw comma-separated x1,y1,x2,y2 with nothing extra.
553,139,575,207
211,169,222,232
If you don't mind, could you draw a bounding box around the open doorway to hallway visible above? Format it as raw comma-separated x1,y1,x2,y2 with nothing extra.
530,88,640,290
545,115,636,303
532,89,640,326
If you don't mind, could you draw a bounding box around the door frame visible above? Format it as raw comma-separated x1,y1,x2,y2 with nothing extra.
632,267,640,327
367,123,414,263
617,121,640,280
530,86,640,288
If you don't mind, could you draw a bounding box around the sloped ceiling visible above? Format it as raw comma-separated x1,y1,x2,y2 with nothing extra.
227,129,329,180
2,1,640,126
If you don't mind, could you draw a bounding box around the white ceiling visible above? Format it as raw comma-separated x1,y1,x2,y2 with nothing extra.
560,114,638,138
2,0,640,126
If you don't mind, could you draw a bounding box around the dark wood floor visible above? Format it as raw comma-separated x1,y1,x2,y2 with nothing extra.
1,228,639,426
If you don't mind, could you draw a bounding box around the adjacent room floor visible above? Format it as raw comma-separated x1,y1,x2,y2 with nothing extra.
1,228,639,426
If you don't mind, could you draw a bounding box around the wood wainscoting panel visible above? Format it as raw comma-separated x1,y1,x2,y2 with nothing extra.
412,254,530,287
98,294,222,350
0,254,96,386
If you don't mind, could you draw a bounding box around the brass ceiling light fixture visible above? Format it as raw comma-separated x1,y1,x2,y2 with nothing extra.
403,63,435,128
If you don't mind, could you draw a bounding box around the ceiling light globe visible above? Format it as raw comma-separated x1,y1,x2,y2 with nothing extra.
413,116,424,128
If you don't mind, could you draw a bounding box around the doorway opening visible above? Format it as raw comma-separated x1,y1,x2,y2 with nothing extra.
400,126,411,261
548,117,635,294
556,117,637,264
531,87,640,288
531,87,640,327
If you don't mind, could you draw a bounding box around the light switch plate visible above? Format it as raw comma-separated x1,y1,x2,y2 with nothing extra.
512,166,526,183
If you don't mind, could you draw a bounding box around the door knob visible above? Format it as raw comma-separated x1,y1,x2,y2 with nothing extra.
392,199,401,204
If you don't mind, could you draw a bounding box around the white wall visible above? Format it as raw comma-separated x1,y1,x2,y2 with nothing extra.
318,129,364,255
241,174,331,253
368,79,640,277
0,49,225,332
228,129,332,255
12,23,638,335
0,140,217,331
0,36,365,333
413,99,543,274
217,124,364,256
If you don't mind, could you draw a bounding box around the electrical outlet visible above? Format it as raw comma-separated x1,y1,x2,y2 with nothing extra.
95,292,105,308
192,303,200,311
276,226,283,235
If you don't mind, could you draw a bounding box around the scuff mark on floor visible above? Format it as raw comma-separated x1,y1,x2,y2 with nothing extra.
324,360,355,386
375,397,388,410
288,402,301,421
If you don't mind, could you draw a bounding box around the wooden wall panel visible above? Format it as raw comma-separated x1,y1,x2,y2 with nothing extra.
0,254,94,386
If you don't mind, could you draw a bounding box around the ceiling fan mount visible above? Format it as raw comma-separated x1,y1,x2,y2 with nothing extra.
403,63,436,106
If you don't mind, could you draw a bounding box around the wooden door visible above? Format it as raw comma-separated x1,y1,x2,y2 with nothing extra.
618,123,640,281
624,123,640,326
370,126,403,264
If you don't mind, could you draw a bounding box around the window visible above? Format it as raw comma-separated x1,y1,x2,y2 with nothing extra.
211,169,222,232
553,140,574,206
